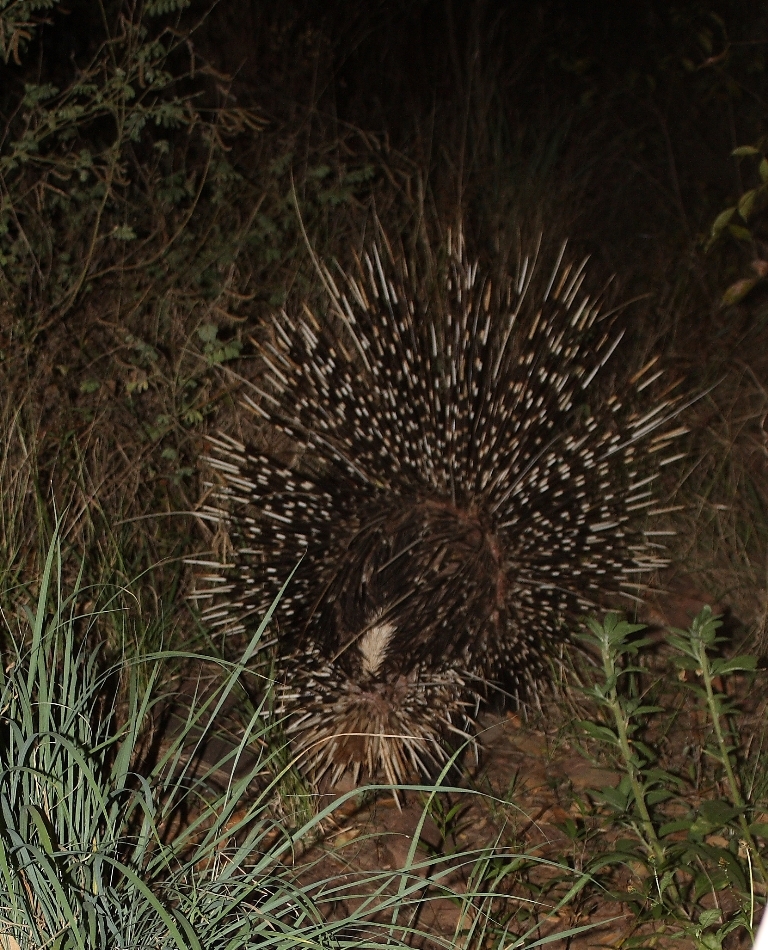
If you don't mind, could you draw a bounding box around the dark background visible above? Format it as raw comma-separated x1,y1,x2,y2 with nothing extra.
1,0,766,627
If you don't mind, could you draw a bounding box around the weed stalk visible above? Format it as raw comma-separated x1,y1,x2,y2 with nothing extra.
580,615,669,871
667,607,767,885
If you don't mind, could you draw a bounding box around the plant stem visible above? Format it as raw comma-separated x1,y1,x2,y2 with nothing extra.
692,627,768,884
600,640,666,870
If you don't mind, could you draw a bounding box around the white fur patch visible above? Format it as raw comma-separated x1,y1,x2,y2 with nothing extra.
359,621,396,676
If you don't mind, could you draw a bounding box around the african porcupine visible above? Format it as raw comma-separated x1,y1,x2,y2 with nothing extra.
197,228,682,788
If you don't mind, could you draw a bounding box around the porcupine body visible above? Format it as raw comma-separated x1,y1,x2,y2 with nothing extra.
200,229,681,788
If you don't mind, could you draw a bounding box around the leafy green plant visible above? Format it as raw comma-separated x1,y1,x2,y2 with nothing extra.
573,610,766,948
707,144,768,305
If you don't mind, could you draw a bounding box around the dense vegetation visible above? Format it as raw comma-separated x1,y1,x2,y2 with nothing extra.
0,1,766,946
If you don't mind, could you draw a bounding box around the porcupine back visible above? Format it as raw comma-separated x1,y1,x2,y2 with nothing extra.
198,229,683,787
